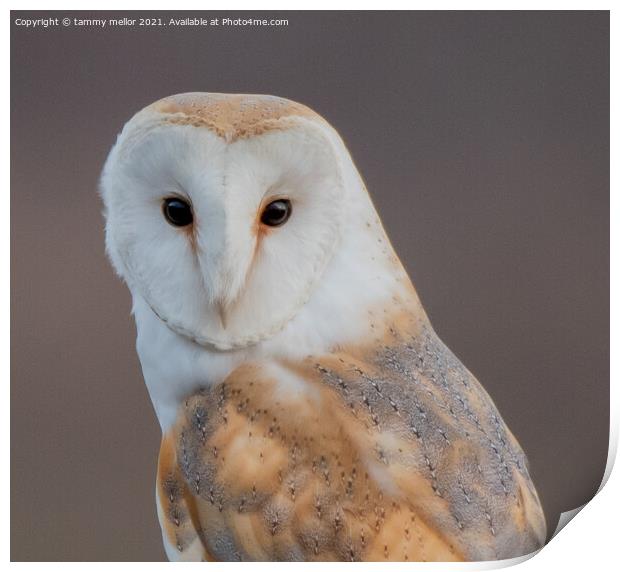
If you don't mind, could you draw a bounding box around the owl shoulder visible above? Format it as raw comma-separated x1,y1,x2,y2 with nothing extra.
158,336,545,561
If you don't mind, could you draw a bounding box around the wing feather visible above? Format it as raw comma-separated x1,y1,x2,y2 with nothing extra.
156,324,546,561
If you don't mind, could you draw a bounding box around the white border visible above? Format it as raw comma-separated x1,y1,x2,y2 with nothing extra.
3,2,616,10
6,3,614,568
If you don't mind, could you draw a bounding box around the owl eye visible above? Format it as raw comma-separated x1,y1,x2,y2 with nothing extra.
162,197,193,227
261,199,292,227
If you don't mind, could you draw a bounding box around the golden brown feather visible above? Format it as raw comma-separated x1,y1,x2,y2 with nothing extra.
149,92,322,143
156,307,546,561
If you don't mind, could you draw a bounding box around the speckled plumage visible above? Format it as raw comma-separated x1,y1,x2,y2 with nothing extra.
101,93,546,562
156,312,545,562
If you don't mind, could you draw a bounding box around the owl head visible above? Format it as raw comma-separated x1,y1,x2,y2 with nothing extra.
101,93,412,351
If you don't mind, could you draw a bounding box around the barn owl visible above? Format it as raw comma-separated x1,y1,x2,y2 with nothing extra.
100,93,546,562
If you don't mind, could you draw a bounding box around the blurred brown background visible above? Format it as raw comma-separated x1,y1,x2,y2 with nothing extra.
11,11,609,561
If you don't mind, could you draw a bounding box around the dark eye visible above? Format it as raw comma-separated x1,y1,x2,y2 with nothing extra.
162,197,193,227
260,199,292,227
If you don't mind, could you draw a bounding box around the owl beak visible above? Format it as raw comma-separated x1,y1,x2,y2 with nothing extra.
216,301,229,330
